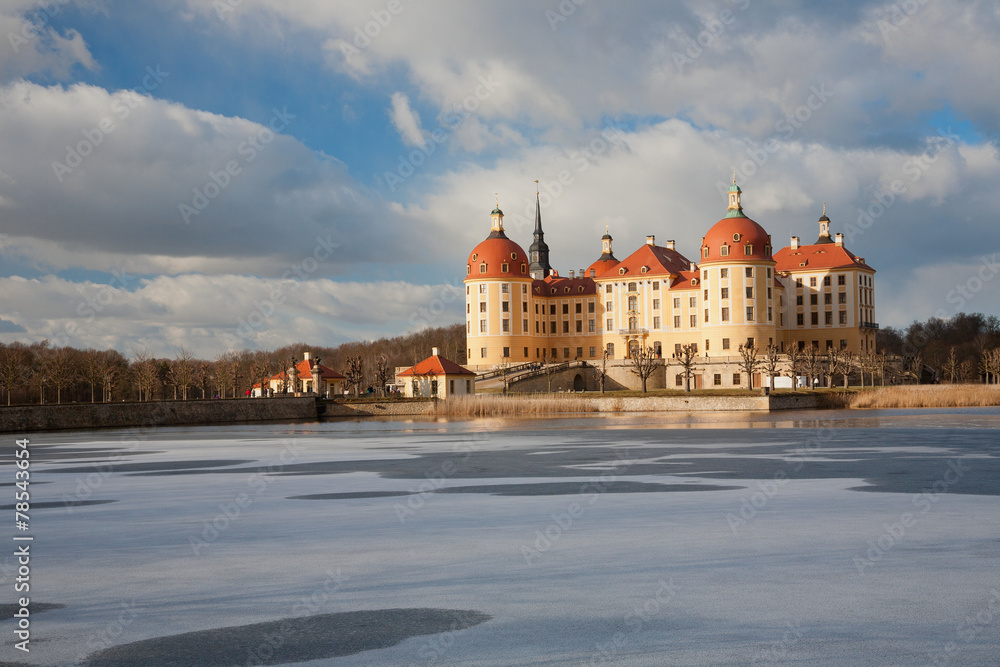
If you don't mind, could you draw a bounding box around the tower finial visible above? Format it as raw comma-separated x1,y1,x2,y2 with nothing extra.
534,179,539,195
732,169,736,184
823,202,826,216
495,192,499,208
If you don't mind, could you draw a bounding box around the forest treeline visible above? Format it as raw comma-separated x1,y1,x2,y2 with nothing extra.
0,324,465,406
1,312,998,406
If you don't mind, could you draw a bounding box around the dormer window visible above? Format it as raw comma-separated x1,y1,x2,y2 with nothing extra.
480,263,487,273
703,247,709,258
564,287,570,293
472,253,478,261
619,267,627,275
733,233,741,242
691,278,698,286
520,264,526,274
510,252,517,260
720,245,730,257
578,286,584,292
502,263,509,272
764,244,771,255
467,265,471,275
744,244,753,255
640,266,648,274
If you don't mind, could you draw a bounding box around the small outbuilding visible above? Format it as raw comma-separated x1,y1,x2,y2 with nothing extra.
397,348,476,399
252,352,346,397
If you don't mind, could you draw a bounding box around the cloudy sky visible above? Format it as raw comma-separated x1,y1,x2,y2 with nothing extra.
0,0,997,357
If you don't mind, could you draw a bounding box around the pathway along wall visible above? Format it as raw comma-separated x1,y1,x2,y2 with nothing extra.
0,397,319,433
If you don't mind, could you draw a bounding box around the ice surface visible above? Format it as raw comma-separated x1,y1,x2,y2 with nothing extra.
1,408,998,666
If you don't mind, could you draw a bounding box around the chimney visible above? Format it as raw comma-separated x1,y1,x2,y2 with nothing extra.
689,262,696,272
432,347,440,356
646,235,655,246
569,270,575,279
579,269,585,277
665,240,675,250
303,352,312,361
835,232,844,247
552,269,559,277
590,269,596,278
790,236,800,250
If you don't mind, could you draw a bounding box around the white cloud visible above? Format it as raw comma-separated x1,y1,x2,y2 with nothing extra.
0,1,97,81
0,274,464,358
0,80,433,275
389,92,425,148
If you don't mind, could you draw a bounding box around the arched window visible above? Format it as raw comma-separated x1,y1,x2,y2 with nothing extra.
521,264,526,273
744,244,753,255
721,245,730,257
502,263,509,272
480,263,487,273
703,247,709,258
467,265,471,275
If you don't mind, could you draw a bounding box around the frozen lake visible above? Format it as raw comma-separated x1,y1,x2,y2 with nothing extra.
3,408,1000,666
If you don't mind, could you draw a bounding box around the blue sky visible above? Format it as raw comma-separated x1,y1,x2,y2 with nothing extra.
0,0,998,357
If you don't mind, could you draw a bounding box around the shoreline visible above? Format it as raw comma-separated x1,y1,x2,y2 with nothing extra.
3,385,998,433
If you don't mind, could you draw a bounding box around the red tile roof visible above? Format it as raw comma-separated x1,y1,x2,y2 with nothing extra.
465,236,531,280
668,270,701,291
532,274,597,296
254,359,345,388
604,243,693,278
398,354,475,377
701,216,773,263
774,243,874,272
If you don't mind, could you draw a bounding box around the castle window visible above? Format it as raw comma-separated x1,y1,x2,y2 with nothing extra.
673,298,680,308
578,286,584,292
502,263,509,272
467,266,471,275
628,282,637,291
714,374,722,386
746,287,753,299
825,312,833,325
766,268,772,279
733,233,741,242
653,316,661,329
564,287,570,293
619,267,627,275
588,302,595,313
839,311,847,324
825,293,832,305
811,313,819,325
797,313,804,326
810,277,817,287
480,263,487,273
502,319,510,332
746,307,754,321
689,296,697,307
653,281,660,290
511,252,517,260
838,274,846,286
745,244,753,255
479,284,487,294
722,338,730,350
674,316,681,328
606,285,612,293
720,245,729,257
839,292,847,304
501,284,509,293
501,301,509,312
653,299,660,310
480,320,487,332
795,277,803,288
721,287,729,299
721,268,729,278
521,264,526,274
690,314,697,327
479,302,486,313
472,253,478,261
703,247,709,258
576,303,582,314
745,267,753,278
824,276,831,286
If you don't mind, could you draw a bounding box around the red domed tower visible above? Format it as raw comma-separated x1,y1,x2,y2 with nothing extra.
464,200,534,368
698,180,779,359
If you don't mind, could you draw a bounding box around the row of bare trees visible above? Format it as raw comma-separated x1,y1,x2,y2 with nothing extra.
0,323,466,406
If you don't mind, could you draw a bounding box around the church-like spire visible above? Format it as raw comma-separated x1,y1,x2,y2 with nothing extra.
528,181,551,279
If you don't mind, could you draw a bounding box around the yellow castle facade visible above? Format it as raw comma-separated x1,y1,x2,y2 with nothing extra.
464,183,877,374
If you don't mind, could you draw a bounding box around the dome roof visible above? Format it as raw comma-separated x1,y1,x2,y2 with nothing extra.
466,236,531,280
701,215,773,263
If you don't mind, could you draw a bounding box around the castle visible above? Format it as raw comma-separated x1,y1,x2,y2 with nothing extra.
464,181,877,388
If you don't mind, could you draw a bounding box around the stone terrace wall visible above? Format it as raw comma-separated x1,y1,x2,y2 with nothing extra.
0,397,319,434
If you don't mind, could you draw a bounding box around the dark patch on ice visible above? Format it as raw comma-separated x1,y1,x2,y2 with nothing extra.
0,602,64,619
80,608,490,667
0,499,116,511
434,481,743,496
289,491,412,500
45,459,256,474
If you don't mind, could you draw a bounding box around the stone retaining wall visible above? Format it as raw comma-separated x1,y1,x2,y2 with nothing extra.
0,397,319,433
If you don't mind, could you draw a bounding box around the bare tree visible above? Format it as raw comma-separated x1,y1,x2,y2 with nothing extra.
762,345,781,391
44,347,78,404
836,350,855,389
597,349,609,393
905,352,924,385
942,347,959,384
783,349,802,390
629,345,657,393
373,354,392,397
737,343,762,390
170,348,195,400
248,351,273,398
0,343,33,406
493,357,511,395
130,347,159,401
802,346,822,389
669,344,700,392
345,355,365,397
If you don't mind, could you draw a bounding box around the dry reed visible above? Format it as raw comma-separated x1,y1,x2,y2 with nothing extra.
432,394,600,417
849,384,1000,409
